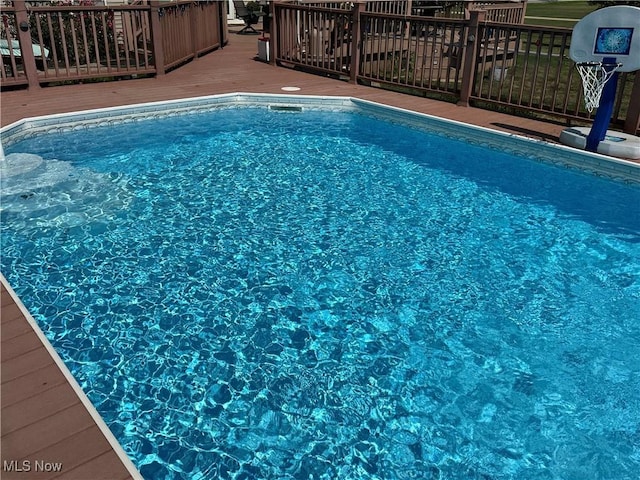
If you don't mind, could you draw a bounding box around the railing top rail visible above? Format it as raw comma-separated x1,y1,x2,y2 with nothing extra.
273,2,353,13
472,3,527,11
364,10,467,21
469,1,527,5
481,21,571,34
26,4,151,12
152,0,215,6
275,1,357,3
273,0,356,6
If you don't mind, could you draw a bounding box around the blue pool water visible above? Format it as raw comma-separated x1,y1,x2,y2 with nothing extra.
2,106,640,480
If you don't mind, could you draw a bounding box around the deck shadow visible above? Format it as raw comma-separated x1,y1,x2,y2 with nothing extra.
491,122,562,142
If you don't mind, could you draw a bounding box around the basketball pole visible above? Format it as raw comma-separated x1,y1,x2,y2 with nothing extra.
585,57,619,152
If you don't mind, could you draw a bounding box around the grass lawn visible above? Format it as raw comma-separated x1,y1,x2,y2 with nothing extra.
524,1,599,28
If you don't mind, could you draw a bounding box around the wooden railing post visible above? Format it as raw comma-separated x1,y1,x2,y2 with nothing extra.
219,0,227,48
269,1,278,66
189,2,198,59
149,0,165,75
624,72,640,134
14,0,40,89
350,0,365,83
457,9,485,107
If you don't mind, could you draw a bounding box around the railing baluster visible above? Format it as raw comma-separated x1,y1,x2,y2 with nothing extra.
550,31,562,113
90,12,100,72
79,10,91,70
506,28,519,102
100,11,111,73
56,12,72,75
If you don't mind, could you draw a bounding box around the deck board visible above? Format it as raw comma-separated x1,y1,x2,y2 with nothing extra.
2,405,95,459
0,23,606,480
2,331,44,362
2,345,57,383
2,363,67,407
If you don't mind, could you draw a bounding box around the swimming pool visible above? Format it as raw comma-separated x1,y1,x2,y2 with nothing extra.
2,94,639,480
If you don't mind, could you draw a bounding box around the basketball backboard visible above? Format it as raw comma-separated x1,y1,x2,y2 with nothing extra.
570,5,640,72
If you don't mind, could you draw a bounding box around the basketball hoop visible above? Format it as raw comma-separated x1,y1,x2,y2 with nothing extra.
576,61,623,113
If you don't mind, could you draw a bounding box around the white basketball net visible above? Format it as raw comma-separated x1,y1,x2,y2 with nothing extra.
576,62,622,113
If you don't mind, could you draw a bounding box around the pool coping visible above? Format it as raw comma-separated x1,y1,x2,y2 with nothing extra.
1,273,144,480
1,92,639,184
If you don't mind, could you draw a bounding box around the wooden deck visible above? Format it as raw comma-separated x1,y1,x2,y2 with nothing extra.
1,25,571,480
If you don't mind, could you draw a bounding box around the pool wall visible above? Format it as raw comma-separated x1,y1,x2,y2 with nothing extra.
1,92,639,185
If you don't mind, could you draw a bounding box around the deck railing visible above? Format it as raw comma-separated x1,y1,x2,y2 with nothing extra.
469,2,528,23
273,2,354,78
472,24,580,117
468,21,638,133
0,0,227,88
156,0,225,71
415,1,527,23
271,1,639,134
358,12,467,97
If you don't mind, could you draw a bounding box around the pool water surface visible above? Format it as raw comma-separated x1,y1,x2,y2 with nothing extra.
1,104,640,480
